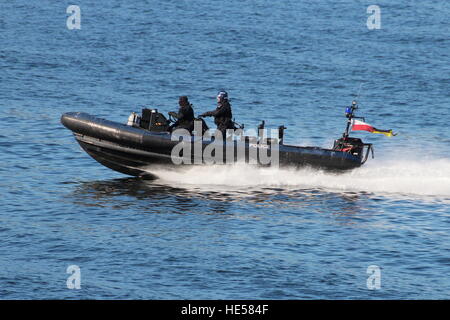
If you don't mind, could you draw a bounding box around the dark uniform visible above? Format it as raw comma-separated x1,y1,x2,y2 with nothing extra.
200,92,234,136
170,96,195,133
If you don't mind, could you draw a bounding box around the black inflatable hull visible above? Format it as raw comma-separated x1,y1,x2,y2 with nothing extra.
61,112,363,177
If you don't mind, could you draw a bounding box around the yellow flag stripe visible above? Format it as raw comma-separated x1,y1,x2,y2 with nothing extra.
372,129,393,137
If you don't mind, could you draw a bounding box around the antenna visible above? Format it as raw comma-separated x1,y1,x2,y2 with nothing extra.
355,83,364,103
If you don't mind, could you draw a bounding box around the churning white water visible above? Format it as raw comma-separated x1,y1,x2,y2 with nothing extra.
148,158,450,197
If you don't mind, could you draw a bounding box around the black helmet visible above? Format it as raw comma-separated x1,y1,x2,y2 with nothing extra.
179,96,189,106
217,91,228,102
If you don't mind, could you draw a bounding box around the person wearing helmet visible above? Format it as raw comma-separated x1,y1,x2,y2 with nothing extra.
200,91,234,137
169,96,195,133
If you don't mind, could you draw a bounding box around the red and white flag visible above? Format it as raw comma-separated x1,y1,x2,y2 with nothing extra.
351,119,375,132
351,119,396,137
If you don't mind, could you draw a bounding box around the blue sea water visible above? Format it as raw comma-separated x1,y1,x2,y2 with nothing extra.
0,0,450,299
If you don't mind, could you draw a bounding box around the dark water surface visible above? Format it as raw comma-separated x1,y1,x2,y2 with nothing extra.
1,1,449,299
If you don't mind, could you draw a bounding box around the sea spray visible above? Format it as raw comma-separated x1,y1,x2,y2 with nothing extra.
145,158,450,197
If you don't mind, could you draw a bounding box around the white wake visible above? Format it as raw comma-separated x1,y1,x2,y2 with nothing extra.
146,158,450,197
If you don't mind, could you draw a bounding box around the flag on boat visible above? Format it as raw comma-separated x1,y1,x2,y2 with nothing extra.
351,119,396,137
351,119,374,132
372,128,396,137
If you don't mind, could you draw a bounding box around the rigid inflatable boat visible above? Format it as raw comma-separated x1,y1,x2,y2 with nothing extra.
61,106,373,177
